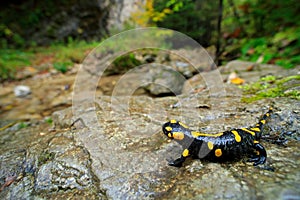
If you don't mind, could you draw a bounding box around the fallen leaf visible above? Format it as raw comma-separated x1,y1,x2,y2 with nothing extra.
231,77,245,85
25,66,37,73
0,175,16,192
247,48,255,55
246,65,255,71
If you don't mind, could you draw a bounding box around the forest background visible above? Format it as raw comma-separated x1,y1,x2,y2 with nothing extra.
0,0,299,81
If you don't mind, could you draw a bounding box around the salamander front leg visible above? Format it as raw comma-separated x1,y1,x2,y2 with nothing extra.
167,148,190,167
167,156,186,167
248,143,267,166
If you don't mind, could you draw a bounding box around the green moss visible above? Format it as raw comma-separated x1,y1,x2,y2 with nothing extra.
240,75,300,103
38,151,55,166
260,75,276,82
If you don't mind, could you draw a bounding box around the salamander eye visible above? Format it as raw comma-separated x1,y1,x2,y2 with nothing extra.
162,122,174,138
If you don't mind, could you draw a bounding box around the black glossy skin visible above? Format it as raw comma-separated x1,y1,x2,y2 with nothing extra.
162,108,272,167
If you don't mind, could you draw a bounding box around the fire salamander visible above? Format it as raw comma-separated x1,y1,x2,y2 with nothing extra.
162,108,273,167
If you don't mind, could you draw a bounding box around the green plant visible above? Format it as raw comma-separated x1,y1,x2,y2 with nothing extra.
18,122,29,129
53,62,70,73
105,53,142,75
0,49,33,80
45,117,53,124
154,0,218,47
238,28,300,68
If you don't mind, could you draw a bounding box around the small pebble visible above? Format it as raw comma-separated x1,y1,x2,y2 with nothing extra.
14,85,31,97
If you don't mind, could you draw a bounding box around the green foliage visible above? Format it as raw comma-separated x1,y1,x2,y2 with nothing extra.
0,40,98,81
106,53,142,75
130,0,174,26
53,62,70,73
238,26,300,68
0,49,33,80
129,0,219,46
0,1,67,48
18,122,29,130
0,24,25,48
165,0,184,12
222,0,300,68
240,37,277,64
153,0,218,47
1,0,299,80
223,0,300,38
45,117,53,124
240,75,300,103
50,40,88,63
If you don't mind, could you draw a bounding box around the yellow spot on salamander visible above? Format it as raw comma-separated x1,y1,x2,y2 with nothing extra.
241,128,255,136
191,131,223,138
173,132,184,140
207,141,214,150
260,120,266,124
266,113,270,117
215,149,222,157
165,126,172,131
182,149,189,157
254,140,259,144
191,131,200,137
168,133,172,138
250,127,260,132
179,122,189,129
231,130,242,142
170,119,177,123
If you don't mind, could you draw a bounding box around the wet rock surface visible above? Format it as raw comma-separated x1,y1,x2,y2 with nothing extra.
58,95,299,200
0,56,299,199
0,121,103,199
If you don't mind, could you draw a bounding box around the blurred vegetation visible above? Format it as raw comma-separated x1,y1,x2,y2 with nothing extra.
0,39,98,81
0,0,299,81
221,0,300,68
0,1,67,48
104,53,142,75
131,0,218,47
130,0,300,68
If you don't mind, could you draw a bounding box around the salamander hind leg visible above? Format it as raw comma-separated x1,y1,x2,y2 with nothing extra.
248,143,267,166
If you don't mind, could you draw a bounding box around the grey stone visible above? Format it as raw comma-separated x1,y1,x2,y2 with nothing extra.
0,60,299,199
143,64,186,96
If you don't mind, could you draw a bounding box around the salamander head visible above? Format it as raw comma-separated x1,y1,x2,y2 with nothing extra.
162,120,188,140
